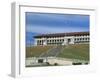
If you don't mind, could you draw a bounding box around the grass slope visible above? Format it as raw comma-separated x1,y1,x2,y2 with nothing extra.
59,44,89,61
26,46,53,57
26,44,89,61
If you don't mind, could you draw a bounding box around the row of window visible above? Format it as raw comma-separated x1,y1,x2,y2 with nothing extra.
37,38,89,43
37,39,64,43
74,38,89,41
37,38,89,44
37,42,63,45
47,39,64,43
37,40,63,45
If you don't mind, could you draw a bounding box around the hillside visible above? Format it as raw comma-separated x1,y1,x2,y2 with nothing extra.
58,44,89,61
26,44,89,61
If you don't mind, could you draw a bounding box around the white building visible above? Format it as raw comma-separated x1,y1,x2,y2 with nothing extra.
34,32,89,46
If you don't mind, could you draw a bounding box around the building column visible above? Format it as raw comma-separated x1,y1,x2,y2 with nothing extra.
63,37,68,45
43,38,47,45
34,39,37,46
71,36,75,44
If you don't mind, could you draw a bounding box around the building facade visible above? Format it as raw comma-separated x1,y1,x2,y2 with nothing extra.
34,32,89,46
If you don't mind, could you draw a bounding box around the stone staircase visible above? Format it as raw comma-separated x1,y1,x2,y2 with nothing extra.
39,46,64,57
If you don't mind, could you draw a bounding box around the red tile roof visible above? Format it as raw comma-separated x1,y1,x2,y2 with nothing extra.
34,32,89,38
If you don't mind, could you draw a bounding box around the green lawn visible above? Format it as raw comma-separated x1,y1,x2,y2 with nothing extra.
26,44,89,61
26,46,53,57
58,44,89,61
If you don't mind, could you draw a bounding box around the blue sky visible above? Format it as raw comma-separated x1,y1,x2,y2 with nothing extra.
26,12,89,46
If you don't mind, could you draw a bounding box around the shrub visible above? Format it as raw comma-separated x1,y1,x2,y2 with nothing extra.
54,63,58,66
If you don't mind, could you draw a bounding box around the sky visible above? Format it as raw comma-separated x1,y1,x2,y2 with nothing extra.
25,12,89,46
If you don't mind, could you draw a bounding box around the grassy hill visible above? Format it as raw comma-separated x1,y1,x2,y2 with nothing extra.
26,44,89,61
26,46,53,57
58,44,89,61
